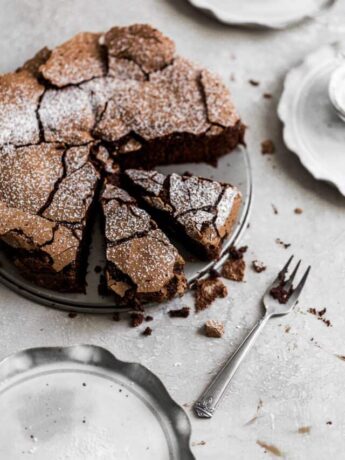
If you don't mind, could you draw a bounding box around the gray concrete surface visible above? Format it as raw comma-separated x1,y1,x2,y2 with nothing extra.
0,0,345,458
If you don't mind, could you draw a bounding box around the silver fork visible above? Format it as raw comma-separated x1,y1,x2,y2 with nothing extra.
194,256,311,419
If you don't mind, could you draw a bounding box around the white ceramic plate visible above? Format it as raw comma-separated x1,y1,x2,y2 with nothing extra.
187,0,336,29
0,345,194,460
278,42,345,196
0,146,252,313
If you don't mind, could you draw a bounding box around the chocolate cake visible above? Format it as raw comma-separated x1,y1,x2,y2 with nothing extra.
0,24,244,301
0,143,99,291
124,169,242,259
100,182,186,306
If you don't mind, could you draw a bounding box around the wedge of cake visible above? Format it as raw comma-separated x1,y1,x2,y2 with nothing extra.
0,143,99,291
124,169,242,260
100,182,186,306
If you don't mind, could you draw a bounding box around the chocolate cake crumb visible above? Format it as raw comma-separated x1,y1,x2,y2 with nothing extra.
294,208,303,214
249,79,260,86
168,307,190,318
204,320,224,338
142,326,152,336
192,441,206,446
272,204,278,215
94,265,102,273
308,308,332,327
68,312,77,318
276,238,291,249
194,278,228,311
145,315,153,322
297,426,311,434
112,312,120,321
270,279,291,304
98,274,110,296
221,245,247,281
252,260,266,273
222,258,245,282
263,93,272,99
228,245,247,259
261,139,275,154
130,312,144,328
209,268,221,278
326,421,333,425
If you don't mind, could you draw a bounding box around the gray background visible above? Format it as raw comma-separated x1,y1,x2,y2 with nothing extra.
0,0,345,458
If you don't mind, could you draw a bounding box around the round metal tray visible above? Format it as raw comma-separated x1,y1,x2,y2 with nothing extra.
278,42,345,196
187,0,336,29
0,345,194,460
0,146,252,313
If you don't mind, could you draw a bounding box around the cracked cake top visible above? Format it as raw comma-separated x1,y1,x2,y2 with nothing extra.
0,23,241,150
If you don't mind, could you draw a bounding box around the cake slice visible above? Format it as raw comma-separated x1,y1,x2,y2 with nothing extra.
124,169,242,260
100,182,186,307
0,143,100,291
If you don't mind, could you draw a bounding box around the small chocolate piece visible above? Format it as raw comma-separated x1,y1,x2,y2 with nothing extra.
194,277,228,311
261,139,275,154
130,312,144,327
112,312,120,321
145,315,153,322
168,307,190,318
204,320,224,338
222,258,246,282
142,326,152,336
252,260,266,273
249,79,260,86
308,308,332,327
276,238,291,249
294,208,303,214
124,169,242,260
101,182,186,307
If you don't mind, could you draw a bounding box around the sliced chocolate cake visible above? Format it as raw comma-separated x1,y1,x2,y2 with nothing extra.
124,169,242,260
100,182,186,306
0,23,245,296
0,143,99,291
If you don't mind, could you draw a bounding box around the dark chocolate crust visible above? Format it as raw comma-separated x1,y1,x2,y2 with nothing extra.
0,24,244,294
124,169,242,260
100,182,186,306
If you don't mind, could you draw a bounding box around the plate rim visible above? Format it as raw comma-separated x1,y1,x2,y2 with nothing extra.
0,344,196,460
187,0,336,29
278,41,345,197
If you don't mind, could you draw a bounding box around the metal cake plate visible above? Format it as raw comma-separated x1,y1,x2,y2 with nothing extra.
187,0,336,29
0,146,252,313
278,42,345,196
0,345,194,460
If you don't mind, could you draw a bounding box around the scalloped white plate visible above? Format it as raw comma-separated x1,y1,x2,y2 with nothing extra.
278,42,345,196
187,0,336,29
0,345,194,460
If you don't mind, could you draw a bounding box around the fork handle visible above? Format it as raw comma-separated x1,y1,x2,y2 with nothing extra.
194,314,270,418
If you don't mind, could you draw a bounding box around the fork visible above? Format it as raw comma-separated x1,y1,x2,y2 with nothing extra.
194,256,311,419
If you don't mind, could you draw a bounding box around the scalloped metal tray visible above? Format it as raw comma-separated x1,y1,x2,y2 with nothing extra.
278,42,345,196
0,146,252,312
0,345,194,460
187,0,336,29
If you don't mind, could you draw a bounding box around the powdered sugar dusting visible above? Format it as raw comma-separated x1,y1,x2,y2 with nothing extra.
0,144,64,213
43,162,99,224
40,32,105,87
39,86,95,144
0,71,44,146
